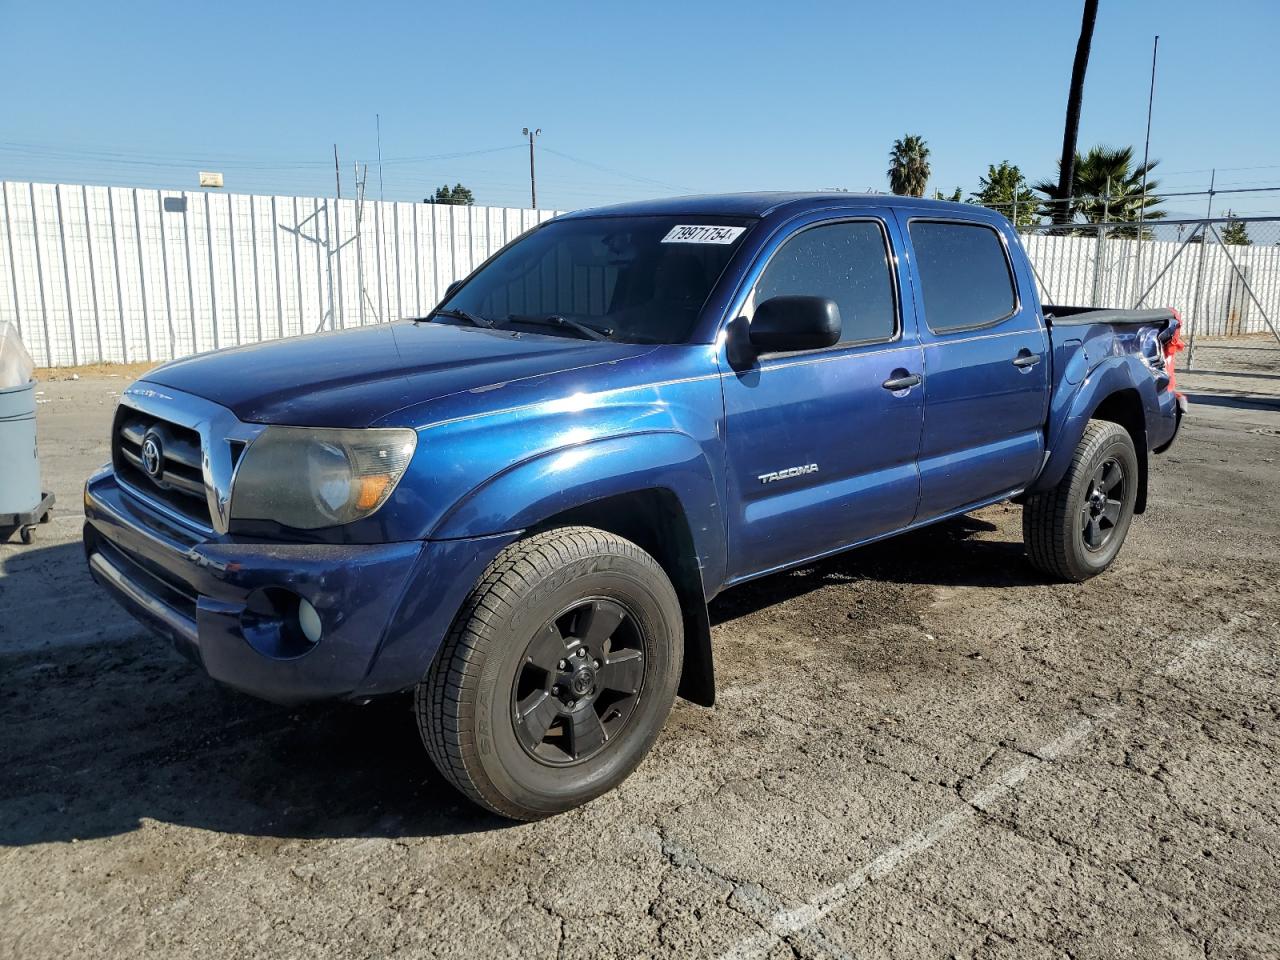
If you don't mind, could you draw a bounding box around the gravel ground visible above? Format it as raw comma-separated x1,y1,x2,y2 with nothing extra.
2,341,1278,959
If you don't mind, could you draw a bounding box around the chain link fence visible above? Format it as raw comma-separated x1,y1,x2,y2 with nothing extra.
1019,216,1280,364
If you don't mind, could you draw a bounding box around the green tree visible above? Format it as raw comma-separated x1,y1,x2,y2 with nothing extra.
888,135,931,197
427,183,475,205
1033,145,1163,229
971,162,1039,227
932,187,963,202
1054,0,1100,223
1220,212,1252,246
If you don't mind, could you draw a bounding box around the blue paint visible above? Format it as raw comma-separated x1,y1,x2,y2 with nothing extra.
84,193,1181,704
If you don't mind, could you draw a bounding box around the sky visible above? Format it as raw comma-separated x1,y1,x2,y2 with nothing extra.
4,0,1280,216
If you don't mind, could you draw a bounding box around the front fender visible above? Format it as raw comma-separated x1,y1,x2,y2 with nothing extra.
432,430,728,593
1031,356,1159,493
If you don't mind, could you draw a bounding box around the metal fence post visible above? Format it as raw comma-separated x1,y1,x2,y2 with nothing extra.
106,188,129,363
1090,223,1107,307
248,195,263,342
156,192,176,359
130,188,153,362
54,184,80,366
204,191,219,349
26,183,54,366
1187,223,1212,368
226,195,242,344
332,198,344,329
412,201,421,318
181,194,198,353
1,183,24,345
270,195,284,340
393,202,403,322
80,186,103,361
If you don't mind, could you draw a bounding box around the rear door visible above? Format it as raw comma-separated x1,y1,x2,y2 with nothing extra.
899,216,1050,520
720,211,925,582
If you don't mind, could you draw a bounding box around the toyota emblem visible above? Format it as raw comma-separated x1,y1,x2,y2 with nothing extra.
140,434,164,480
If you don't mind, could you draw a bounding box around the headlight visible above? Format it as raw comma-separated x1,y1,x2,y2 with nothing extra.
230,427,417,529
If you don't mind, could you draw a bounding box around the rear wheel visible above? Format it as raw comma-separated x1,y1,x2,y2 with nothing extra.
417,526,683,820
1023,420,1139,582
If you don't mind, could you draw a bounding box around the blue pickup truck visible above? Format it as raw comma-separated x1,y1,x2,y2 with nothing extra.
85,193,1183,819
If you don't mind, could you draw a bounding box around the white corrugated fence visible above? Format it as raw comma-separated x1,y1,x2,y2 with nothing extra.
2,179,1277,367
0,180,562,367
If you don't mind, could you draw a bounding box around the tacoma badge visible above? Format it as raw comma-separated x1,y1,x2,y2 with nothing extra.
758,463,819,484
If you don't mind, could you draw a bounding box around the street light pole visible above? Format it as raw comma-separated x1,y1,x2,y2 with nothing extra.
522,127,541,209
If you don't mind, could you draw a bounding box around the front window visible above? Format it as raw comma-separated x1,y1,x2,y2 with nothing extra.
437,215,753,344
752,220,898,345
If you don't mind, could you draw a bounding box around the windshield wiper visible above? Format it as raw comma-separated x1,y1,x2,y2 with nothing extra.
426,308,496,329
506,313,613,341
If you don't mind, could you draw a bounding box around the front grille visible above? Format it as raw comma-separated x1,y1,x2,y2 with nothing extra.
112,406,213,529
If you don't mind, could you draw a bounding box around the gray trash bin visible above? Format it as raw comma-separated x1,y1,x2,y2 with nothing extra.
0,379,54,543
0,379,41,515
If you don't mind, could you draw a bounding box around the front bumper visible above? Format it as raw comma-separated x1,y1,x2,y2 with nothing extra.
84,468,516,704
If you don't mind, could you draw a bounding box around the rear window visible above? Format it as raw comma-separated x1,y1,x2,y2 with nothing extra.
908,220,1016,332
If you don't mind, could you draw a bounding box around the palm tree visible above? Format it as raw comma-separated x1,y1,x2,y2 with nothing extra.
1034,145,1163,229
1054,0,1100,224
888,135,931,197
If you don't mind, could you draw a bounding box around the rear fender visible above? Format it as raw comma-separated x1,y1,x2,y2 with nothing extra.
1031,357,1160,501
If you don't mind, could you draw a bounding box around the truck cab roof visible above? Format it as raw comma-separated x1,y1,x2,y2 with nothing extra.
558,191,987,222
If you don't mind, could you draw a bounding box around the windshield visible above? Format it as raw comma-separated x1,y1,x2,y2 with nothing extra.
437,215,754,344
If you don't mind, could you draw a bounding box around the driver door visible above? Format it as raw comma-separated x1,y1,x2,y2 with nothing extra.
719,212,925,582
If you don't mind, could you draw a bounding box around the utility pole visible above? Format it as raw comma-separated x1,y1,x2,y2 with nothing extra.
1133,35,1159,301
376,113,385,202
522,127,541,209
1187,168,1216,369
333,144,342,199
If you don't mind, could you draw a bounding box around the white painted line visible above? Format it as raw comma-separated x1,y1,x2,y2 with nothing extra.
716,614,1253,960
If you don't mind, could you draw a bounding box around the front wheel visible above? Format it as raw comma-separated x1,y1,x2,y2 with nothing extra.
1023,420,1140,582
417,526,683,820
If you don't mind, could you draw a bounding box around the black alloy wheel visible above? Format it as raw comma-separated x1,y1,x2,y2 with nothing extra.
512,598,646,764
1080,457,1126,552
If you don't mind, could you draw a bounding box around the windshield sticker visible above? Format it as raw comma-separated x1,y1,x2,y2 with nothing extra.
661,224,746,245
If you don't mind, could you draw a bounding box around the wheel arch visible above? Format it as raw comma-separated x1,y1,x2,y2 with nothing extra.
1089,388,1149,514
525,489,716,707
431,432,725,707
1033,359,1154,514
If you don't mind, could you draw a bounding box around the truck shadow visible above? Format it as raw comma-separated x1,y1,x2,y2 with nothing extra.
709,514,1036,627
1,515,1030,846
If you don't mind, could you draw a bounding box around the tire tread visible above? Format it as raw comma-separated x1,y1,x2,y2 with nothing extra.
1023,419,1133,582
416,526,674,820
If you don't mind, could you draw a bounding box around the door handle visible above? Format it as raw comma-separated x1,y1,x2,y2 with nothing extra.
881,373,922,391
1012,351,1042,368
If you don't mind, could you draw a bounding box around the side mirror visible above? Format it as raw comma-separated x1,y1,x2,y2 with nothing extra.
748,296,842,353
443,280,464,301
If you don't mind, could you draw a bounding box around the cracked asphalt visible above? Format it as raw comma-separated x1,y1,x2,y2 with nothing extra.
2,340,1278,959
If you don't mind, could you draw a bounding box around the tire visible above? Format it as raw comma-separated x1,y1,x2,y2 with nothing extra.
417,526,684,820
1023,419,1140,582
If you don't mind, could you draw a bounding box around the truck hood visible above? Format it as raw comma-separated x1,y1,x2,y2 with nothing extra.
142,321,657,427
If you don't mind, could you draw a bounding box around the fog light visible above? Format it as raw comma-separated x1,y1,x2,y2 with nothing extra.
298,597,323,645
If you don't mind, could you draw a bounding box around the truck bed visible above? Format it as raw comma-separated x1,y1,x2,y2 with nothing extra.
1043,305,1179,328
